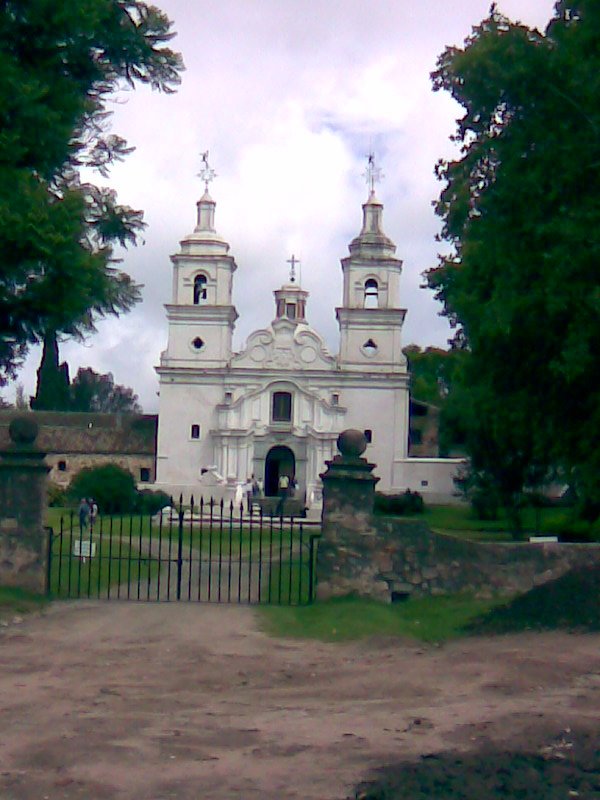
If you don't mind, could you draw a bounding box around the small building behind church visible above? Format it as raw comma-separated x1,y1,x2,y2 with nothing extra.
153,161,460,506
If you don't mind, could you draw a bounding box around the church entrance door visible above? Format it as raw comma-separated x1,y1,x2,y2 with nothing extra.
264,445,295,496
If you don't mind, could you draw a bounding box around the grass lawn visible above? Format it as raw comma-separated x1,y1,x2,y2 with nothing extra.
46,507,311,558
420,504,593,542
48,527,159,599
266,560,313,605
257,593,502,643
0,586,48,618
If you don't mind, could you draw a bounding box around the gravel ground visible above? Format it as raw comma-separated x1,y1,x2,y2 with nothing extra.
0,601,598,799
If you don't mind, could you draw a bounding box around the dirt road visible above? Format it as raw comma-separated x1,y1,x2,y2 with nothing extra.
0,602,598,799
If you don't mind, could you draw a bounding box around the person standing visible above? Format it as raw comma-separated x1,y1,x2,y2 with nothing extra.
244,478,253,512
78,498,89,532
89,498,98,530
275,473,290,516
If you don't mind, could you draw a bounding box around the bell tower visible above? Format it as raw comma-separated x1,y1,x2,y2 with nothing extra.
160,153,238,369
336,155,407,372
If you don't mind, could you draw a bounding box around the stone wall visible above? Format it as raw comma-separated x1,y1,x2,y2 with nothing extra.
0,418,50,593
371,517,600,600
317,430,600,602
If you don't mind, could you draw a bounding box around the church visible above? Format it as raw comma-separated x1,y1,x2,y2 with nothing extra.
153,157,457,506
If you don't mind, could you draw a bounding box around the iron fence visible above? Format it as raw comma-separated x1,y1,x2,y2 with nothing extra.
47,497,320,605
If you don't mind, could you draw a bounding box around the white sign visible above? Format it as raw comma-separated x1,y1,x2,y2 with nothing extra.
73,540,97,559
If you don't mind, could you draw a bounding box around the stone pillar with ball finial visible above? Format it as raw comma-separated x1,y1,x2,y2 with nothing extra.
316,429,390,601
0,417,51,593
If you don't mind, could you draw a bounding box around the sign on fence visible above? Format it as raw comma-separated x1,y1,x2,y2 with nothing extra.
73,540,96,559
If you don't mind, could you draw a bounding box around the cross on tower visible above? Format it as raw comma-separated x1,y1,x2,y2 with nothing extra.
363,152,384,194
287,254,300,283
197,150,217,191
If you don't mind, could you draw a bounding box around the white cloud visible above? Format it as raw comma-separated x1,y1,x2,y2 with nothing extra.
6,0,557,411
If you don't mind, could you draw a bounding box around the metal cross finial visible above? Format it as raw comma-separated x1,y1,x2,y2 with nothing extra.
198,150,217,191
287,254,300,283
363,152,384,194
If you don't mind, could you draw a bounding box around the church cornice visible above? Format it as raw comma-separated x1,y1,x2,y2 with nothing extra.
336,307,407,325
165,304,238,324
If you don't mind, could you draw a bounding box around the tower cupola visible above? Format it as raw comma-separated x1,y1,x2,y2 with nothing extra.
273,254,308,324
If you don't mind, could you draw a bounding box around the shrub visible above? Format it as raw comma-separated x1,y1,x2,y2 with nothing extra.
47,481,67,507
542,514,600,543
135,489,171,515
454,466,500,520
374,489,424,516
67,464,137,513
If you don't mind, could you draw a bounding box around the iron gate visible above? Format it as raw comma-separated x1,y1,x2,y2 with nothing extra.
47,497,320,605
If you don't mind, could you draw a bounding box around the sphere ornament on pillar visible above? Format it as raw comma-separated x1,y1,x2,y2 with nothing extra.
337,429,367,459
9,417,39,445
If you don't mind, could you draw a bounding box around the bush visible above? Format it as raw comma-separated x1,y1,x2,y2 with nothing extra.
47,481,67,508
67,464,137,514
135,489,171,515
542,514,600,543
453,466,500,520
374,490,424,516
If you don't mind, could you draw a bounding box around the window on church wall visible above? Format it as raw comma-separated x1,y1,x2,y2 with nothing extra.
364,279,379,308
272,391,292,422
193,274,208,304
190,424,200,439
286,303,296,319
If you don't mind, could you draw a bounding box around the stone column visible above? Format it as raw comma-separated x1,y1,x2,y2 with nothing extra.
317,429,389,600
0,417,50,593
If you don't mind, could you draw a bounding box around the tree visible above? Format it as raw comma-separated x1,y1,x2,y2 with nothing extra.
403,345,462,407
70,367,141,413
68,464,137,513
30,331,71,410
427,2,600,520
0,1,183,383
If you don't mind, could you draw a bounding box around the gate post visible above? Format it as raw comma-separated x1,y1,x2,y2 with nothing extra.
317,429,388,601
0,417,51,593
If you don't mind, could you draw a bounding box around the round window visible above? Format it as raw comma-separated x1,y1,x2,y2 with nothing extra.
362,338,378,356
192,337,204,350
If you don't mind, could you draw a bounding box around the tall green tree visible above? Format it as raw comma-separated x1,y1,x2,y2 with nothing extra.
0,0,183,383
30,330,71,410
403,344,462,407
70,367,141,413
427,1,600,520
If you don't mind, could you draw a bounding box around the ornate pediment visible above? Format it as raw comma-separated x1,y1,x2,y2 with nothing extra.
231,320,336,371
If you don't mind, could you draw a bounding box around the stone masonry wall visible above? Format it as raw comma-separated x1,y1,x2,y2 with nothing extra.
318,431,600,602
372,517,600,600
0,419,50,593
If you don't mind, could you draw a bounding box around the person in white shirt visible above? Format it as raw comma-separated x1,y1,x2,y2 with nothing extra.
275,473,290,516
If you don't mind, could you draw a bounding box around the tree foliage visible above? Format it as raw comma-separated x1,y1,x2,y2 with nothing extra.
403,344,462,406
427,1,600,519
68,463,137,513
30,331,71,410
70,367,141,413
0,0,183,383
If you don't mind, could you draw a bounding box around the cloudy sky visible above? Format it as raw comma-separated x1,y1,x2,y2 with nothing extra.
9,0,556,411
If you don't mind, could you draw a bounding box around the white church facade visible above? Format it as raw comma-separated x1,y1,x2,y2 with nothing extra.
154,163,459,505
